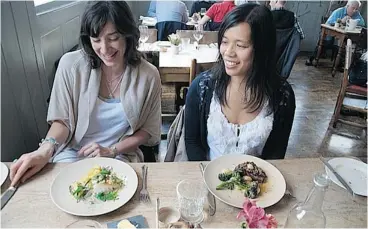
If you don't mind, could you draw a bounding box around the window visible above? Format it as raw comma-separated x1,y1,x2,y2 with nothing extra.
34,0,55,7
34,0,77,14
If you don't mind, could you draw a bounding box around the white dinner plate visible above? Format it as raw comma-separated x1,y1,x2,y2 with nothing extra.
325,157,367,196
1,162,9,186
50,158,138,216
203,154,286,208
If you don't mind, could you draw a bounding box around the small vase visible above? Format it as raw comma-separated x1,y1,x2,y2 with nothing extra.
170,45,180,55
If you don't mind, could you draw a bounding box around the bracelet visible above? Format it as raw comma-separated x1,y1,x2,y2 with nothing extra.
109,145,119,157
39,137,60,149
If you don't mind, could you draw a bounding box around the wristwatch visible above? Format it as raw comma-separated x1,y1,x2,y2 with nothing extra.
110,145,118,157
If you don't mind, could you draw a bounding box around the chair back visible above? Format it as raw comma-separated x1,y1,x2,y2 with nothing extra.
275,27,300,79
146,29,158,43
176,30,218,44
159,59,197,84
155,21,187,41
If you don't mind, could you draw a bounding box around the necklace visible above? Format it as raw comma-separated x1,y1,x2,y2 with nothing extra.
104,73,124,98
106,74,122,84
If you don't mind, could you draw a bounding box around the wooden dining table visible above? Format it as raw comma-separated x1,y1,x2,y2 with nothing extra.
315,24,362,77
1,158,367,228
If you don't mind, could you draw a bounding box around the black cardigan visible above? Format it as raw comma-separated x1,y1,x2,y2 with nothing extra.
184,71,296,161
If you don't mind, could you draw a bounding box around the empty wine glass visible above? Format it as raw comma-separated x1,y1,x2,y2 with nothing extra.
193,24,204,47
139,25,149,50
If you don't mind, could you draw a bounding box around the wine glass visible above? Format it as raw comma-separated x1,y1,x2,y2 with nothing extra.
139,25,149,50
193,24,204,47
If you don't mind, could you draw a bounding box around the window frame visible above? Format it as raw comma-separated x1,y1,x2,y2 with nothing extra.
35,0,78,15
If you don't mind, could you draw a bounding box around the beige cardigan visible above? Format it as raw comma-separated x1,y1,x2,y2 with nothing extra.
47,50,161,162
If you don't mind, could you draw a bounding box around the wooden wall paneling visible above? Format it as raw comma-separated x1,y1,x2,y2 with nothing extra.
1,1,40,152
26,1,50,102
10,1,48,138
1,49,28,161
40,27,64,90
62,16,81,53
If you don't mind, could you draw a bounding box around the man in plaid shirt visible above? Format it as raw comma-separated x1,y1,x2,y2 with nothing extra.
269,0,305,40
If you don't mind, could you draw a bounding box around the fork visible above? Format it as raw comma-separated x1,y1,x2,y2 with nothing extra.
140,165,151,203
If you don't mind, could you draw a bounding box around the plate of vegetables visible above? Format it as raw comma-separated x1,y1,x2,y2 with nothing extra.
203,154,286,208
50,157,138,216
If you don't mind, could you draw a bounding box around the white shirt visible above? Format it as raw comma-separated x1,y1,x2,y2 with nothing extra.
53,96,130,162
207,94,274,160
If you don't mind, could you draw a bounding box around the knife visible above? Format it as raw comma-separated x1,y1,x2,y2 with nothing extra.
320,157,355,197
199,163,216,216
1,186,17,210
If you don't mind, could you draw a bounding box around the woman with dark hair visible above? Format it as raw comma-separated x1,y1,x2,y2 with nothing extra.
184,3,295,161
10,1,161,185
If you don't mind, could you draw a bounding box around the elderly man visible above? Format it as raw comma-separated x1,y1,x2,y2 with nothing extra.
327,0,365,27
269,0,305,40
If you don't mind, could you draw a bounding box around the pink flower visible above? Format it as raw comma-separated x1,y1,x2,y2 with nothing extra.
237,198,278,228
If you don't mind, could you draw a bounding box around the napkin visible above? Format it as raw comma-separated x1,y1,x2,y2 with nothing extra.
106,215,148,228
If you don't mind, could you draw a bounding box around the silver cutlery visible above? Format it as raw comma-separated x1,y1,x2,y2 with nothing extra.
1,186,17,210
320,157,355,197
199,162,216,216
139,165,151,202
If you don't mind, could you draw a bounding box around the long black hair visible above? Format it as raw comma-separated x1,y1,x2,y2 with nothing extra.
213,3,279,113
80,1,141,69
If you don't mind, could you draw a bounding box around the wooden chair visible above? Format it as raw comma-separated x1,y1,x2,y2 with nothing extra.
176,30,218,44
147,28,158,43
160,59,197,114
331,39,367,129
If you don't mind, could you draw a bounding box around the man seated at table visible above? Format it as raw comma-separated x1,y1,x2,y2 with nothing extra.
190,0,215,17
269,0,305,40
198,0,236,31
326,0,365,27
155,0,189,24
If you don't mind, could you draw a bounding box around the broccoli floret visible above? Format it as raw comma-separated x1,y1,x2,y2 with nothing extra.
218,169,233,181
244,181,260,199
216,181,235,190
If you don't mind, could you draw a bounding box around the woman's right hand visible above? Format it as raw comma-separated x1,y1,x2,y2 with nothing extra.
9,144,54,187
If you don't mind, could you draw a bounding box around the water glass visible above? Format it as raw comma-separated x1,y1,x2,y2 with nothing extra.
176,179,208,223
65,220,102,228
181,38,190,50
200,8,206,16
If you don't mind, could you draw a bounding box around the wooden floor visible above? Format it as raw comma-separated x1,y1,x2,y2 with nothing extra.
159,56,367,162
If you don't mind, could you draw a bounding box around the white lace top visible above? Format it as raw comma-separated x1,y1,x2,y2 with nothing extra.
207,94,274,160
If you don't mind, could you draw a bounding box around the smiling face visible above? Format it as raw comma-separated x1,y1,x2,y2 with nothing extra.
90,21,126,68
220,22,254,79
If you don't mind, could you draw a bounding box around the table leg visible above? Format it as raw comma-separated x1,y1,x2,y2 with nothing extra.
332,35,346,77
315,27,326,67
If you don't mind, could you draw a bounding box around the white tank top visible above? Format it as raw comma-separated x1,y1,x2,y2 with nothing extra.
77,96,130,148
207,94,274,160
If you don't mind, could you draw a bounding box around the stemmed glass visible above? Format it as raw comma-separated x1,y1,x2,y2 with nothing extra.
139,25,149,50
193,24,204,48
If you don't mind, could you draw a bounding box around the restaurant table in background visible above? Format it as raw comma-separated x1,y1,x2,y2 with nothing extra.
140,16,198,28
1,158,367,228
315,24,362,77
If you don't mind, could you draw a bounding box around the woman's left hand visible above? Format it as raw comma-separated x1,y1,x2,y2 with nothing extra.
78,142,115,158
